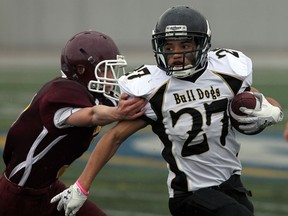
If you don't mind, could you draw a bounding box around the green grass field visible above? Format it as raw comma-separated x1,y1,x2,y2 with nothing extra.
0,66,288,215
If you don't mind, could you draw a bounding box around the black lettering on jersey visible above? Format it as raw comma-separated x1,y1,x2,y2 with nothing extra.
174,87,221,105
197,89,204,99
213,48,240,59
173,93,187,104
169,97,229,157
197,87,221,100
127,66,150,80
204,99,229,146
173,90,196,104
210,86,221,99
186,90,196,101
170,108,209,156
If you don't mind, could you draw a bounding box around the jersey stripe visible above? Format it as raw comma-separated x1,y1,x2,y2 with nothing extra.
9,127,67,186
150,83,189,193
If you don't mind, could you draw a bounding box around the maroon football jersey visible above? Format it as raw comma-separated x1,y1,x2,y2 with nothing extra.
3,77,110,189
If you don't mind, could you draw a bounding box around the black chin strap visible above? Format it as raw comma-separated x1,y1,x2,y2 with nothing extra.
79,48,97,66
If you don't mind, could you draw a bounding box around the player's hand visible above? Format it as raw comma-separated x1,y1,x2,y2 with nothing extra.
50,183,87,216
117,93,147,120
237,92,283,133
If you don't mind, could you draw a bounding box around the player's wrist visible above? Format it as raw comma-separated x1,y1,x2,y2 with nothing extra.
271,106,283,123
75,180,89,196
252,92,283,124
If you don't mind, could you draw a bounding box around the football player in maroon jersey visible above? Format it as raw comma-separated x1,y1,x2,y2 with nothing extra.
0,30,146,216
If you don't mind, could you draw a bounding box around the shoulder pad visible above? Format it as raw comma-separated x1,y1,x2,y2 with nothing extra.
208,48,252,78
119,65,170,98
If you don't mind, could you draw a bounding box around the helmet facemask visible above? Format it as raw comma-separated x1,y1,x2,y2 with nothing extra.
88,55,127,101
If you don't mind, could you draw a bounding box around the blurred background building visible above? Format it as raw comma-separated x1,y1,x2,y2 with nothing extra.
1,0,288,69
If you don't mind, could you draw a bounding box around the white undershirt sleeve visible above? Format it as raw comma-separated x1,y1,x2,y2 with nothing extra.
54,107,81,128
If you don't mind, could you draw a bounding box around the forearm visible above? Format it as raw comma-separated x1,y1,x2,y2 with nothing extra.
90,105,122,126
65,97,147,127
77,119,147,191
89,104,146,125
64,105,118,127
251,87,282,109
77,130,121,191
266,97,282,110
90,95,147,125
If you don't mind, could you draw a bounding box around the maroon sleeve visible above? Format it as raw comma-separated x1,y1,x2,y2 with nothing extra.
38,78,95,131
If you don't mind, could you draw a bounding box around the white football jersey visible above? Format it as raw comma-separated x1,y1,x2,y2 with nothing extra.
118,48,253,198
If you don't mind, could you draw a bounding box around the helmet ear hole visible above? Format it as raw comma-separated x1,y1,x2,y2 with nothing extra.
76,65,86,75
61,63,70,74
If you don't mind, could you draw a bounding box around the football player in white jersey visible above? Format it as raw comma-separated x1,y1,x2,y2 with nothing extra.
51,6,283,216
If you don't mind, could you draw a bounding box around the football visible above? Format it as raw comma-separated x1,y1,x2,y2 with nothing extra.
229,91,263,135
230,92,257,116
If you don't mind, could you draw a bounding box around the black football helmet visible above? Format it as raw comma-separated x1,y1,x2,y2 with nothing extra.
61,30,127,100
152,6,211,78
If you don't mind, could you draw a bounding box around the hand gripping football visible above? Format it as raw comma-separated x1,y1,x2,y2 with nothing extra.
229,91,262,134
231,92,258,116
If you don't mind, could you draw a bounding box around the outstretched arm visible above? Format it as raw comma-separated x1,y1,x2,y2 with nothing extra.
66,93,147,126
51,118,148,216
79,118,147,190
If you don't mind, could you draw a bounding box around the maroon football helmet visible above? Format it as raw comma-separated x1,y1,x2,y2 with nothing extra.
61,30,127,100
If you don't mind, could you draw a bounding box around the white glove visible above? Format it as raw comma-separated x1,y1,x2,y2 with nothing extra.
50,183,88,216
237,92,283,134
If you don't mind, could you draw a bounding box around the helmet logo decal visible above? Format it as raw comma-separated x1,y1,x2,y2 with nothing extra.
165,25,187,36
